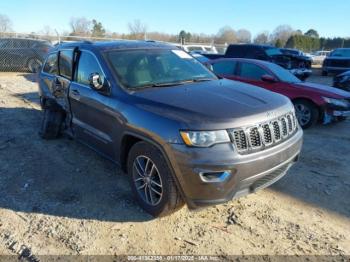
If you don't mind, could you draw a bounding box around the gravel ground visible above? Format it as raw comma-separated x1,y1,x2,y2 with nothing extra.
0,71,349,259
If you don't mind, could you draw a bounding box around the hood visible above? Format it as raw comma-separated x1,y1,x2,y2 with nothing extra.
295,82,350,98
131,79,293,129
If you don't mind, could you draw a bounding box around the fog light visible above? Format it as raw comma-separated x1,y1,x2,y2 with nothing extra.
199,171,231,183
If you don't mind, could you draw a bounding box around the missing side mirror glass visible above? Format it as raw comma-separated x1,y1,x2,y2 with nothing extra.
89,72,104,90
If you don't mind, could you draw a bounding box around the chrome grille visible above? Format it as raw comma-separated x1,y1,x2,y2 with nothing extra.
249,127,261,148
233,130,247,151
230,112,298,154
286,115,293,132
281,117,288,137
262,124,272,144
272,121,281,141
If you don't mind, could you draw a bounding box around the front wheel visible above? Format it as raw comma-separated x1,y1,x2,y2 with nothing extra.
293,100,319,129
127,141,184,217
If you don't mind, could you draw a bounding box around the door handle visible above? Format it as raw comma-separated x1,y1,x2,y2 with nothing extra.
71,89,80,99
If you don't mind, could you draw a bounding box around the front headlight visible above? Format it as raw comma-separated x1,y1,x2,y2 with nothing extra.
323,97,350,108
180,130,230,147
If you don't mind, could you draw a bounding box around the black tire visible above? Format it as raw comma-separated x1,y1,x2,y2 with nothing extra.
293,100,319,129
127,141,184,217
321,70,328,76
39,108,64,139
27,58,42,73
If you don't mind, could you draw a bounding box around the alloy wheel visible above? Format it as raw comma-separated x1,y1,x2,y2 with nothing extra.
295,103,311,127
132,155,163,206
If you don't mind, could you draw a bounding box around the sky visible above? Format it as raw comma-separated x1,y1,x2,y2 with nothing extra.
1,0,349,38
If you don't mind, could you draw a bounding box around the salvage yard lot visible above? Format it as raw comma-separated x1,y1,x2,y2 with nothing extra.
0,71,349,257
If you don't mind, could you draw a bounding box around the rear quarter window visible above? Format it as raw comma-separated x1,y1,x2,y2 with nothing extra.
212,61,237,75
239,62,268,80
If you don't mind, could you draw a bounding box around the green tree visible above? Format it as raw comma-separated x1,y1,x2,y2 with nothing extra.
285,35,320,52
91,19,106,38
275,39,284,48
179,30,187,44
304,29,319,38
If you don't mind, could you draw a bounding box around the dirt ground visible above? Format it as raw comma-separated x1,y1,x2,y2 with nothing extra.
0,70,349,259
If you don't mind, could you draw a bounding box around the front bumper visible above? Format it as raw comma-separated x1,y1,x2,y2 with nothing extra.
167,128,303,209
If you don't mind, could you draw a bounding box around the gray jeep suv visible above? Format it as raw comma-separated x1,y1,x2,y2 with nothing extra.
38,41,303,217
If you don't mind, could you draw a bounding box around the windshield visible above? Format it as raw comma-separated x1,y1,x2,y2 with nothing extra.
330,49,350,58
267,63,302,83
282,49,299,56
265,47,283,56
106,49,217,89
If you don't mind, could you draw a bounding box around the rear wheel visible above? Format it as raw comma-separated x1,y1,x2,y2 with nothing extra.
293,100,319,129
39,107,64,139
127,141,184,217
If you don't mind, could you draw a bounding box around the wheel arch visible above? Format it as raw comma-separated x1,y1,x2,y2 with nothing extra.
119,132,188,205
291,97,323,121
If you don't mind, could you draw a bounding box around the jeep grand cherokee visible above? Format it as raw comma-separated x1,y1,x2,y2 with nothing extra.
38,41,303,217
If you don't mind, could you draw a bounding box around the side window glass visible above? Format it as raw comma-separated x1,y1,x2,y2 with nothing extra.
212,61,236,75
12,40,28,48
43,53,58,74
0,39,12,48
76,51,104,86
240,63,268,81
59,50,74,79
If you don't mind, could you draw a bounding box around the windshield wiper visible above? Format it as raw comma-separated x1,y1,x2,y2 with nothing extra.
178,78,215,83
130,81,187,90
130,78,215,90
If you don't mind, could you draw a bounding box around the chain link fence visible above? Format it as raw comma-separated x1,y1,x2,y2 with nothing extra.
0,31,226,73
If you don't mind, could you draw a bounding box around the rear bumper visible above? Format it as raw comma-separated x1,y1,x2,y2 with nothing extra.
167,128,303,209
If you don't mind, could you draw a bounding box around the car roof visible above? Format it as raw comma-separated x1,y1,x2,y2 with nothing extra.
228,44,275,48
53,40,177,52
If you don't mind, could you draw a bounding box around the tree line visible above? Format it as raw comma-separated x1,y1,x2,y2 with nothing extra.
0,13,349,51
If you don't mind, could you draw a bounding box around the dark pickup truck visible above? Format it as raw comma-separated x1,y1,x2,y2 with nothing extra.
322,48,350,76
203,44,312,80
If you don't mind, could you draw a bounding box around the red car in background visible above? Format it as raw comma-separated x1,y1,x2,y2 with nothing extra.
207,58,350,128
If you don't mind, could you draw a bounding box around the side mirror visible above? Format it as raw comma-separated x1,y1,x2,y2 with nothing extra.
204,63,214,72
261,74,277,82
88,72,111,95
89,72,104,90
